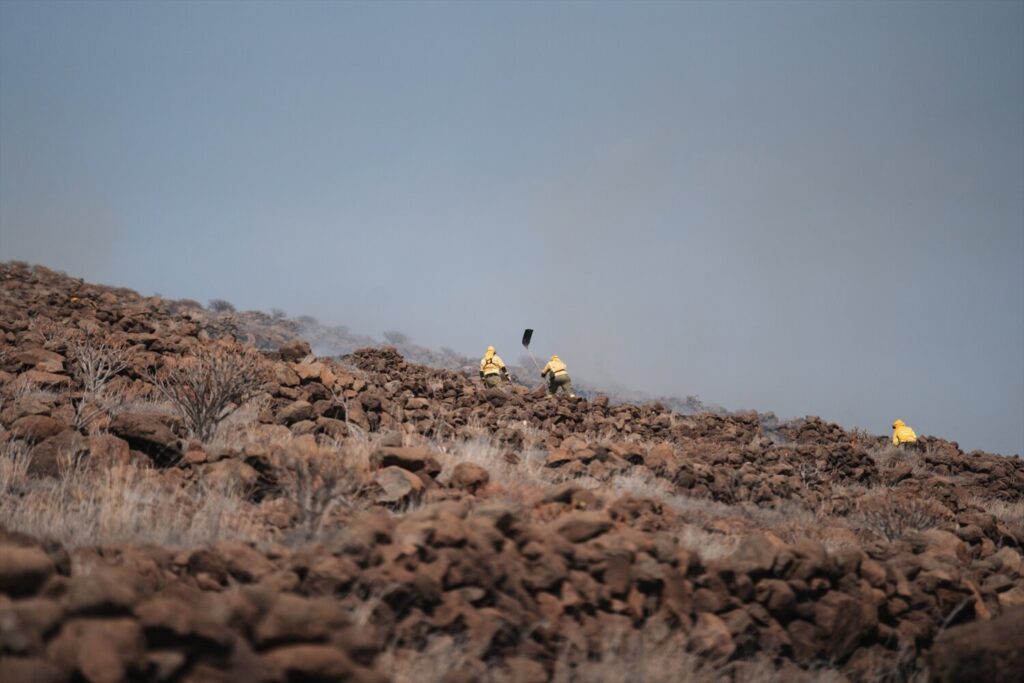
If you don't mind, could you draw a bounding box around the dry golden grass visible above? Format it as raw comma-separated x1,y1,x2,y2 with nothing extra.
0,455,263,548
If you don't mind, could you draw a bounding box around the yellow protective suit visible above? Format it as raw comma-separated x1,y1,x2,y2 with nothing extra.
480,346,508,386
541,355,575,397
892,419,918,446
541,355,567,376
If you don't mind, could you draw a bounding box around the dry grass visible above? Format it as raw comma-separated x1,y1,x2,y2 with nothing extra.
970,496,1024,528
376,628,849,683
0,461,263,548
0,439,33,494
853,490,955,541
435,437,550,497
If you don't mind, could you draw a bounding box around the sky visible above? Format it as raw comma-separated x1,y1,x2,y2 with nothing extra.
1,1,1022,455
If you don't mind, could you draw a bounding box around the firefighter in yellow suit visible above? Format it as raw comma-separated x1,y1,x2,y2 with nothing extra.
891,419,921,451
479,346,510,387
541,354,575,397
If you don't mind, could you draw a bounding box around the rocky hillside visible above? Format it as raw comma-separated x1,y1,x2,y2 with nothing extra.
1,261,1023,683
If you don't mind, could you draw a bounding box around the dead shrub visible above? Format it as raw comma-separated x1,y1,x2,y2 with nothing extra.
273,449,362,541
145,343,269,442
855,491,954,541
69,336,134,393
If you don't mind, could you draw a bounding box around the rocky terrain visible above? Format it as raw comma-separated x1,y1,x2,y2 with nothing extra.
1,261,1022,683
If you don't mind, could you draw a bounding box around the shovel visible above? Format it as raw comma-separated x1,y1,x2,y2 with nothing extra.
521,329,547,393
521,329,543,373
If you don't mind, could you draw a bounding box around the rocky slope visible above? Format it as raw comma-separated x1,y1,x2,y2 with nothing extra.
1,261,1022,683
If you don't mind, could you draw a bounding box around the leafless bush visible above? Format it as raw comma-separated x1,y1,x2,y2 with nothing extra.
27,317,73,349
69,337,134,393
273,449,362,541
208,298,236,313
383,330,409,345
855,491,954,541
145,344,268,442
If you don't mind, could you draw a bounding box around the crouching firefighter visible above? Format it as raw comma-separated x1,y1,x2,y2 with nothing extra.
480,346,510,387
891,419,923,451
541,354,575,397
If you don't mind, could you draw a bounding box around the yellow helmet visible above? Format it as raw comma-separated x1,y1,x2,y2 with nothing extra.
550,355,560,362
892,419,904,429
485,346,495,358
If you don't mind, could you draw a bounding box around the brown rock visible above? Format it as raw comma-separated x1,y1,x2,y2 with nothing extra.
212,542,274,583
10,415,66,443
254,594,348,647
263,644,383,683
449,462,490,493
375,466,425,504
0,657,65,683
108,413,181,465
278,339,312,363
202,459,261,492
62,569,139,615
0,597,63,654
277,400,314,425
369,446,442,477
689,611,736,658
19,370,71,388
47,617,143,683
550,511,613,543
730,534,787,576
930,606,1024,683
0,545,55,597
14,348,65,373
813,591,865,660
87,434,131,468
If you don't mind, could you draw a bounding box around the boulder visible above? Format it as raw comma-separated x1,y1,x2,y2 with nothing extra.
263,644,384,683
0,657,65,683
46,617,144,683
449,462,490,493
375,466,424,504
108,413,182,465
689,611,736,658
277,400,314,425
10,415,66,443
369,446,442,477
813,591,865,660
278,339,312,363
549,511,613,543
930,606,1024,683
0,545,56,597
14,348,65,373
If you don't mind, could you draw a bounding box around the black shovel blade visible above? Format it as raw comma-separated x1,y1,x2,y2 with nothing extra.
521,329,534,348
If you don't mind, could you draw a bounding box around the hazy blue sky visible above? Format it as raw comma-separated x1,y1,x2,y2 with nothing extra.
2,1,1022,455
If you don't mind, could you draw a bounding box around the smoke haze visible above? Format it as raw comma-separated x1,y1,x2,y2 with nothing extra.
2,1,1022,455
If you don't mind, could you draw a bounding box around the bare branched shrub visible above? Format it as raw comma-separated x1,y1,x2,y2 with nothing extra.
145,344,268,442
855,491,954,541
69,337,134,393
208,298,236,313
27,318,72,349
382,330,409,345
274,450,362,541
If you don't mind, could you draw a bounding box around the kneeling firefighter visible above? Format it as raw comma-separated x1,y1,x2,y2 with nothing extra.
891,419,922,451
541,354,575,397
479,346,510,387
